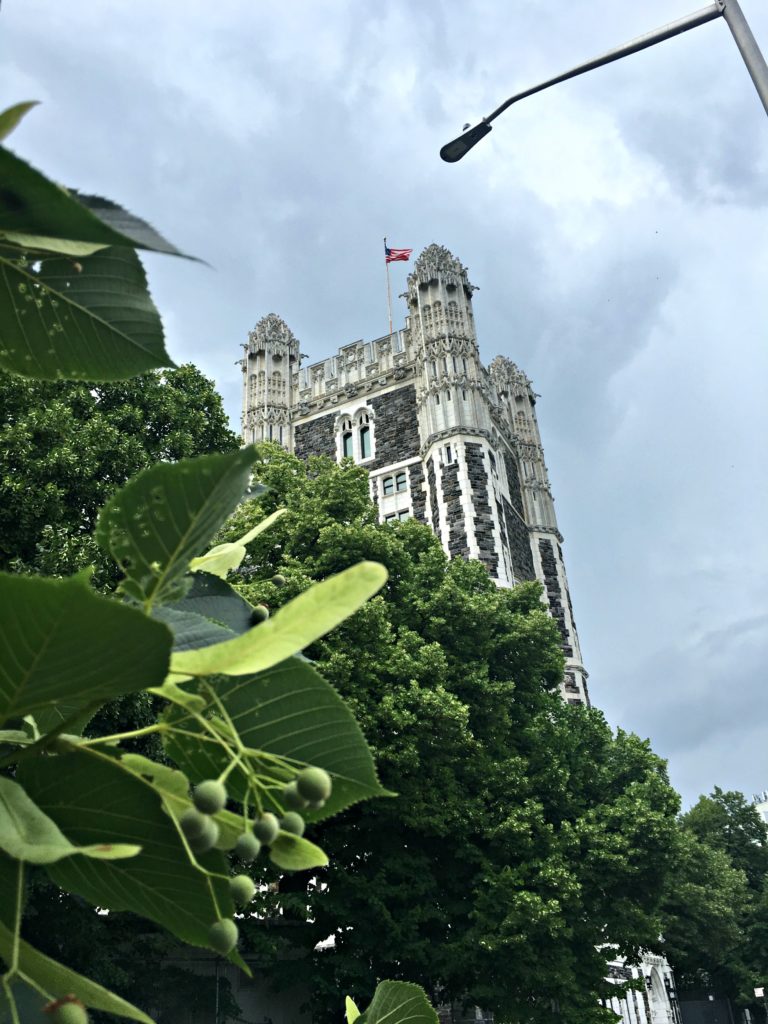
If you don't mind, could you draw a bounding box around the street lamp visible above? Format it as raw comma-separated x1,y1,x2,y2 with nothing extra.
440,0,768,162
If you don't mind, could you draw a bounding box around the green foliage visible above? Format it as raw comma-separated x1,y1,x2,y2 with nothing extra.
221,445,681,1024
0,108,394,1024
660,788,768,1008
356,981,438,1024
0,363,239,572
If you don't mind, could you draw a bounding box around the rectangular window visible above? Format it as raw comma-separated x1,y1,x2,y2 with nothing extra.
279,426,284,444
360,426,371,459
446,390,452,401
462,390,467,400
268,424,273,441
382,476,394,496
435,393,440,405
343,432,354,458
395,471,407,492
445,444,453,464
384,513,397,523
397,510,410,521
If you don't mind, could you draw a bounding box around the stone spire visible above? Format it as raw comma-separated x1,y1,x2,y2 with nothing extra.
246,313,300,360
408,244,477,294
240,314,300,448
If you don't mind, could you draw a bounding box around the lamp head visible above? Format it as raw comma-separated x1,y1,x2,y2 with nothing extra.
440,120,492,162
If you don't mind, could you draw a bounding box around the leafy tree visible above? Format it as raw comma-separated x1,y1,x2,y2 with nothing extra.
219,445,682,1024
0,364,239,572
683,788,768,892
660,789,768,1011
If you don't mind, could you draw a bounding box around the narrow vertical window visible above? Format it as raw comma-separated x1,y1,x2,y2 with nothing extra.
452,356,457,372
446,390,452,401
343,432,354,458
435,393,440,405
462,357,467,373
445,444,453,464
360,425,371,459
279,425,284,444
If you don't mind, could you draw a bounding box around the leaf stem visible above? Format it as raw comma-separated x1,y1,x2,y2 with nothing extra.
79,723,167,747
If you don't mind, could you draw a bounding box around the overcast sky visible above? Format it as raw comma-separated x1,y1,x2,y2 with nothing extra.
2,0,767,808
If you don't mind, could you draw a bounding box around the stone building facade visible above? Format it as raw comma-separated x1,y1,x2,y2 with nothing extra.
240,244,589,705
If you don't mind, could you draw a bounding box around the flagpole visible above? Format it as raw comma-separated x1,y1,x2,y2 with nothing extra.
384,236,394,338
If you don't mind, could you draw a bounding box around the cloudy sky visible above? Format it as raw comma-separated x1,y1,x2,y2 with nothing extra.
2,0,767,808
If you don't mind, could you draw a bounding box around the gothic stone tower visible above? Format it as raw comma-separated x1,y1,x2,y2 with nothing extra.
239,245,589,705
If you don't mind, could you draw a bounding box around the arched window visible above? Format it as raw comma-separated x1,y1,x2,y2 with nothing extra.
357,411,372,461
360,425,371,459
395,471,407,492
341,417,353,458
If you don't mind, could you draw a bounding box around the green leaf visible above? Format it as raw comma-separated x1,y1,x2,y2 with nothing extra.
189,508,287,577
0,573,170,725
0,232,107,257
96,448,260,608
0,934,154,1023
167,572,256,635
170,561,388,679
346,996,361,1024
0,145,184,255
269,832,329,871
152,606,236,651
0,101,39,142
0,777,140,864
18,748,237,956
163,656,390,821
0,246,175,381
360,982,438,1024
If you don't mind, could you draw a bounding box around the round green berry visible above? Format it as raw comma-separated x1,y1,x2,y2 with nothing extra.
180,807,208,840
252,812,280,845
235,831,261,862
283,781,309,811
307,799,326,811
46,997,89,1024
296,767,332,803
230,874,256,907
193,779,227,815
209,918,239,954
271,573,286,586
189,816,220,854
280,811,305,837
251,604,270,624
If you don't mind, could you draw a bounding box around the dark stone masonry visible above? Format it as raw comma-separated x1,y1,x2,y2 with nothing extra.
538,538,571,654
426,456,441,534
409,462,427,523
503,452,536,581
465,443,497,576
369,385,420,469
442,460,467,557
293,413,336,461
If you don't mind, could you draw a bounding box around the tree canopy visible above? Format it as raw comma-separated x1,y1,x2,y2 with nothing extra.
660,788,768,1008
219,444,682,1024
0,364,239,572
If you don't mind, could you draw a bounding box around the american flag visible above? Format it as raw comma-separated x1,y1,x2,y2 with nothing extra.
385,244,413,264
